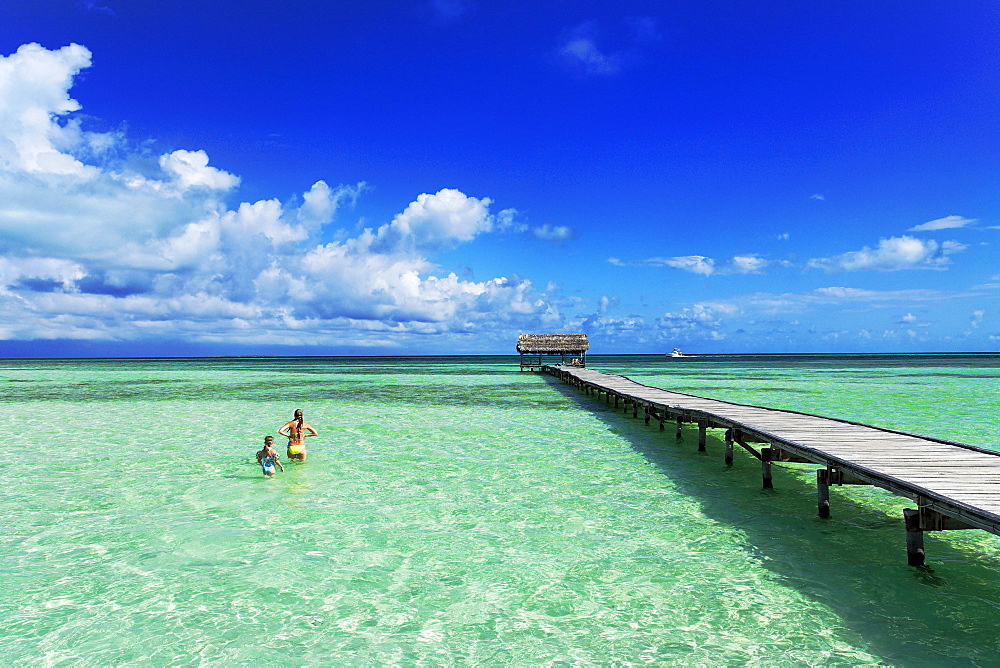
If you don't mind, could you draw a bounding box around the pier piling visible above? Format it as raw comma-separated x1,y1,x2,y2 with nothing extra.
817,468,831,518
761,447,774,489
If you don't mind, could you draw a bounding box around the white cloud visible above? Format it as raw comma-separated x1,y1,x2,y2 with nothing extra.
0,256,85,290
558,21,625,76
494,207,524,232
809,286,948,303
159,149,239,191
731,255,768,274
532,223,572,241
560,37,621,76
665,255,716,275
0,42,99,177
368,188,493,254
809,194,825,201
655,304,733,341
0,43,558,348
608,254,770,276
807,235,965,272
558,18,661,77
909,215,976,231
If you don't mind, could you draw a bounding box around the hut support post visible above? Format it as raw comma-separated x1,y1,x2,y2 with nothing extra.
675,417,683,440
724,429,734,465
698,419,707,452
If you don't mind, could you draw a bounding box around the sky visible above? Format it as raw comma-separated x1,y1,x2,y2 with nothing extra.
0,0,998,356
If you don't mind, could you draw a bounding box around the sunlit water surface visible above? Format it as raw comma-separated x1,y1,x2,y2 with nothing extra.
2,354,999,665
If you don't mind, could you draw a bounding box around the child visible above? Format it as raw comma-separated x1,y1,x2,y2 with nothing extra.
256,436,284,477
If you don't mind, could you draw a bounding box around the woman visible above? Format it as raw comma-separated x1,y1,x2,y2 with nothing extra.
278,408,318,462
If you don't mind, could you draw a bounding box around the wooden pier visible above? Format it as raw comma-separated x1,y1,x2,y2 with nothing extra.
544,364,1000,566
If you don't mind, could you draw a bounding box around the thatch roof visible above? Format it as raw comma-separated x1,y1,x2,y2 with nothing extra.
516,333,590,354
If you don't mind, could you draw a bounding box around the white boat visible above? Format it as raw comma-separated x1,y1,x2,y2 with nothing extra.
670,348,694,358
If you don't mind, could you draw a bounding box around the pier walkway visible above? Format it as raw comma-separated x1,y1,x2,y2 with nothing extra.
544,364,1000,566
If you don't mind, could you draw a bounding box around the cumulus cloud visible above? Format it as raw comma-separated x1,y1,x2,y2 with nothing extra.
0,43,98,177
159,150,239,191
366,188,494,255
807,235,966,272
909,215,976,231
0,43,558,349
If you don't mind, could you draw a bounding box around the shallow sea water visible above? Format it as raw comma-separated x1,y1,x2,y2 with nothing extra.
1,354,999,665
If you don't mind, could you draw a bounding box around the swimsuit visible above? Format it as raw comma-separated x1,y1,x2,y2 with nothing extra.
287,444,303,456
261,455,277,475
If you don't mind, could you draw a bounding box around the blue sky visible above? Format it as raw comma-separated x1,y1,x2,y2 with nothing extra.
0,0,998,356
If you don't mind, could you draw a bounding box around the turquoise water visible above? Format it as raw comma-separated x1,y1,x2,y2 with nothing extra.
2,354,999,665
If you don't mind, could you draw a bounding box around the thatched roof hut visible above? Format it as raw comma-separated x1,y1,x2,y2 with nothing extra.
516,334,590,354
516,334,589,370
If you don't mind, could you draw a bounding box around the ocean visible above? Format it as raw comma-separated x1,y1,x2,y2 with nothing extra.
2,353,998,665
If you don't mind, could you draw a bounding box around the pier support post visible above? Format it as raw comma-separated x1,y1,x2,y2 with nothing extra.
817,468,831,518
724,429,734,465
644,407,650,425
633,402,638,419
614,395,619,408
762,447,773,489
698,419,707,452
659,413,665,431
904,508,925,567
675,417,683,440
